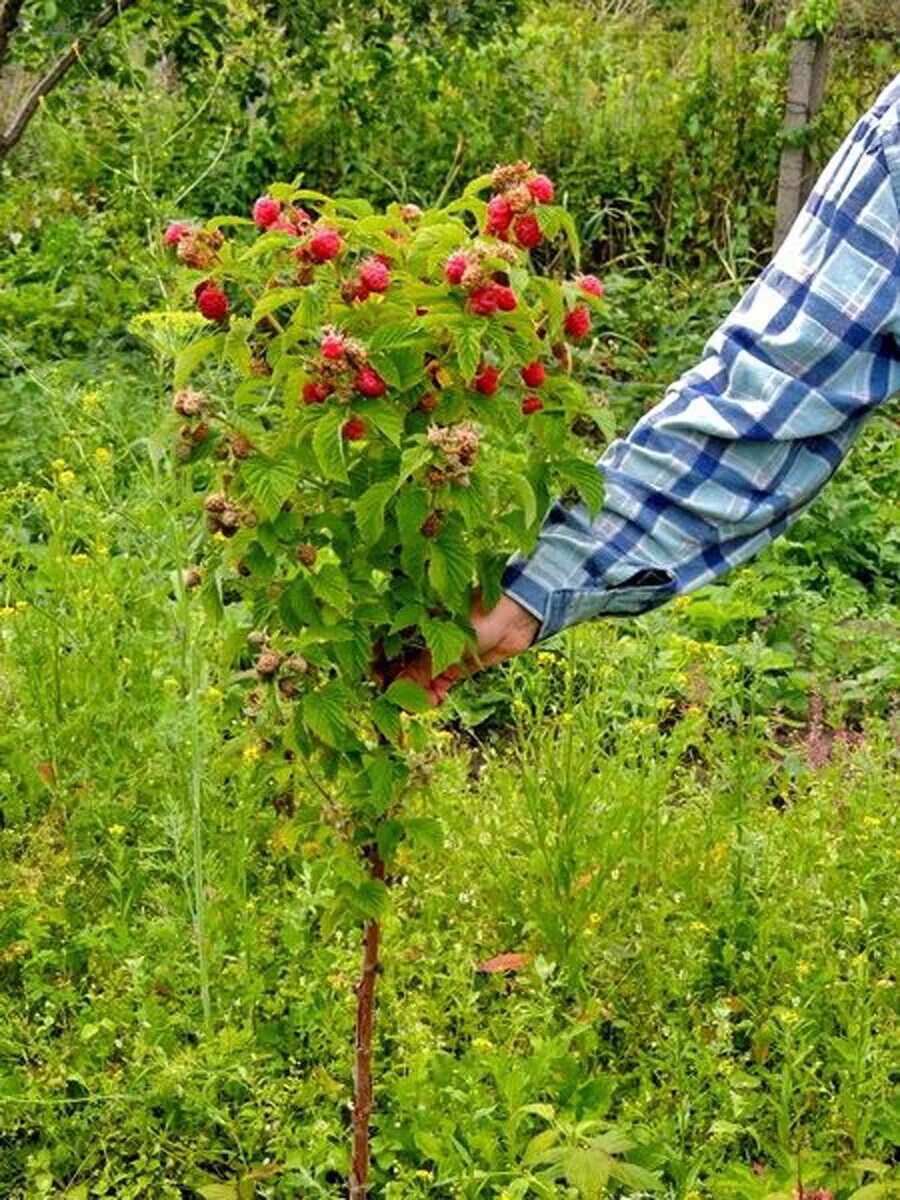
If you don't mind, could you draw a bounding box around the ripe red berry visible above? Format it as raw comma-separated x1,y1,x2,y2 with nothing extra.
579,274,605,298
513,213,542,249
196,283,229,322
520,361,546,387
522,395,544,415
253,195,281,228
163,221,191,247
353,366,386,397
359,257,391,293
302,380,331,405
473,364,500,395
320,331,346,360
564,305,592,339
269,216,300,236
444,252,468,285
342,416,366,441
492,284,518,312
486,195,513,233
308,227,342,262
528,174,555,204
468,286,498,317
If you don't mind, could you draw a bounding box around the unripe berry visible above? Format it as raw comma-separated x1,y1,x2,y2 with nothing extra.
492,284,518,312
163,220,192,247
473,364,500,395
353,366,386,397
308,227,342,262
418,392,439,413
513,213,542,249
253,195,281,228
342,416,366,441
420,510,444,538
579,273,605,298
564,305,592,339
320,331,346,360
296,543,318,567
486,194,513,233
359,257,391,293
521,395,544,415
400,203,422,222
468,286,498,317
269,216,300,236
196,283,229,322
444,252,468,285
528,174,555,204
229,434,252,459
520,361,546,387
255,649,282,679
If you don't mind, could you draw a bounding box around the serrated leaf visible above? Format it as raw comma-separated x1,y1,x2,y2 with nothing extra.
371,696,402,743
399,444,433,479
312,408,348,482
308,563,351,611
301,681,352,749
384,679,431,713
557,458,604,516
428,513,473,612
369,323,425,353
420,617,467,675
510,474,537,527
523,1128,561,1165
288,285,327,333
239,455,297,520
359,400,404,447
251,286,310,325
455,324,483,382
390,602,426,634
174,333,223,388
355,479,397,546
562,1146,610,1199
607,1158,662,1191
539,205,581,260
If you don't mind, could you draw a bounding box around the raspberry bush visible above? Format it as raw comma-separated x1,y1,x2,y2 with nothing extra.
151,161,610,1194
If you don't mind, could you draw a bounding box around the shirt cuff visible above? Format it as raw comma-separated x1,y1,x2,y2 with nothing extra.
502,556,677,642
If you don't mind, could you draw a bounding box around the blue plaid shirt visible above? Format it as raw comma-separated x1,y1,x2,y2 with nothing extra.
503,74,900,641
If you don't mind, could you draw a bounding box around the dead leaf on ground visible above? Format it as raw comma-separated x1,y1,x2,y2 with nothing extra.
476,951,531,974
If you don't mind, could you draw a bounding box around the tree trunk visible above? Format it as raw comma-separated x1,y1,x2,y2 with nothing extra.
0,0,139,160
349,845,385,1200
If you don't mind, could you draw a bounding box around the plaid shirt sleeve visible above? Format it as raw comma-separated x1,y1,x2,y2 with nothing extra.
503,74,900,642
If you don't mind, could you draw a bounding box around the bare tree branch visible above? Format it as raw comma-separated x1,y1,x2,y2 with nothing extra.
0,0,139,160
0,0,27,68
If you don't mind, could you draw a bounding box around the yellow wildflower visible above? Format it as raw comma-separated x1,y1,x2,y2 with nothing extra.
94,447,112,466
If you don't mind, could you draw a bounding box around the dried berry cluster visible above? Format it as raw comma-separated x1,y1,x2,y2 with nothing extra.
203,491,255,538
426,421,480,487
484,160,554,248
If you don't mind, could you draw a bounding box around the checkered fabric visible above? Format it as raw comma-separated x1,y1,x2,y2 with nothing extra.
503,73,900,641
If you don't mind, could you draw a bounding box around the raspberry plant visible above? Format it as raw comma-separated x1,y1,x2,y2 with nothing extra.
152,162,610,1196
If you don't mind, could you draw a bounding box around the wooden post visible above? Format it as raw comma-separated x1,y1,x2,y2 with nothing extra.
773,36,829,251
349,845,385,1200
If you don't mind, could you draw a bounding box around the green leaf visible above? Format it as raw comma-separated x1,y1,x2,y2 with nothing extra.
428,513,473,612
389,602,426,634
562,1147,610,1200
538,204,581,260
369,323,425,353
399,444,433,480
455,324,483,382
356,479,397,545
557,458,604,516
174,333,223,388
239,455,297,520
359,399,404,447
384,679,431,713
371,696,402,744
308,564,351,611
607,1158,662,1191
288,285,327,333
250,287,309,325
301,681,352,749
312,408,349,483
510,474,537,528
421,616,468,675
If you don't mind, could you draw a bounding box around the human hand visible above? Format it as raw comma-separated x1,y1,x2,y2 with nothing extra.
398,593,541,705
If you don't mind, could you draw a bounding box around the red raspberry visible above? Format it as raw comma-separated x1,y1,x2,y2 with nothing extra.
468,286,498,317
444,253,468,285
521,395,544,415
253,195,281,228
353,366,386,397
359,257,391,293
308,227,342,262
269,216,300,236
163,221,191,247
513,213,542,249
564,305,592,339
320,331,346,360
528,174,555,204
579,273,605,298
342,417,366,441
196,283,229,322
492,284,518,312
520,361,546,387
486,195,513,233
302,380,331,405
473,364,500,395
